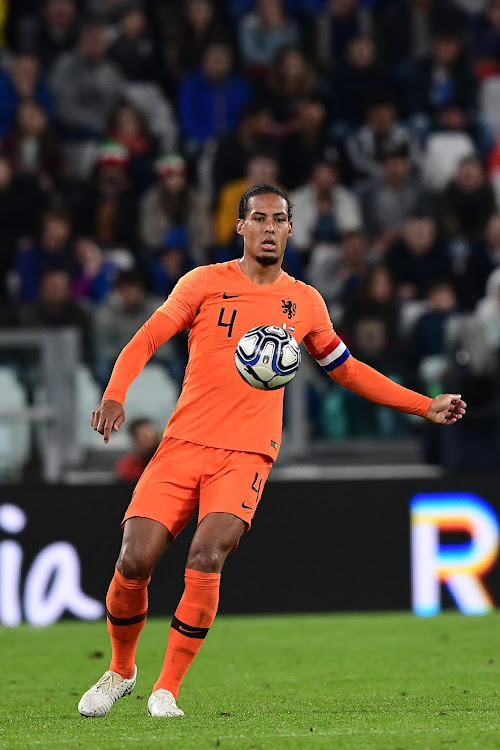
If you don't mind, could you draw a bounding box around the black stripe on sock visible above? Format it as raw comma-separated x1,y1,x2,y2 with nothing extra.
171,615,209,639
106,607,148,626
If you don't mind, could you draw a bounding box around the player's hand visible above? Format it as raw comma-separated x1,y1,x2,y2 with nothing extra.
91,399,125,444
425,394,467,425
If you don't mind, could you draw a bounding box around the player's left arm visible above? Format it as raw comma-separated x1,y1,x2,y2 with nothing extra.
303,285,466,425
328,354,466,425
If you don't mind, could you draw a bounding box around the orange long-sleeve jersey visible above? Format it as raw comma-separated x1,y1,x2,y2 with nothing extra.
103,260,432,460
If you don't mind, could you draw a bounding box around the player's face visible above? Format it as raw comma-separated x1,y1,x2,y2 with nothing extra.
237,193,292,267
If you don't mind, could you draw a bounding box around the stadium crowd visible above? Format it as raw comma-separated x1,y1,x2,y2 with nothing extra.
2,0,500,469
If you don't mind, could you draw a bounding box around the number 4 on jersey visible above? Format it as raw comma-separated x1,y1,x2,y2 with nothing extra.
218,307,237,337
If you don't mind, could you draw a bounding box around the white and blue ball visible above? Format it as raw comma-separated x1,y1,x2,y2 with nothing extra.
235,325,301,390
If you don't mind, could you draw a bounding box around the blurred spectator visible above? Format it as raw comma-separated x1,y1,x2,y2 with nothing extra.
115,417,160,483
72,237,118,306
212,101,273,197
146,227,195,298
0,155,45,285
411,281,458,363
346,98,421,183
316,0,371,71
214,153,280,247
376,0,435,68
139,152,212,261
30,0,79,73
279,97,329,190
332,35,391,128
0,52,52,138
18,267,93,363
109,4,159,83
469,0,500,75
259,46,322,134
342,265,400,342
410,27,477,118
107,102,156,194
306,230,367,312
437,155,496,242
74,140,138,251
169,0,231,82
238,0,299,74
475,266,500,351
92,268,166,385
178,41,251,154
422,102,476,191
386,215,446,299
13,207,72,302
50,20,124,139
361,144,430,248
3,98,64,187
290,159,362,255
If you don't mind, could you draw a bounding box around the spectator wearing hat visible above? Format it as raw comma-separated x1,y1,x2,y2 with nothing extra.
73,140,138,251
178,41,251,155
107,102,157,195
139,152,212,263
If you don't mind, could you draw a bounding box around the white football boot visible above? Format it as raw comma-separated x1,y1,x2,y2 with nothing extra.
78,666,137,717
147,689,185,717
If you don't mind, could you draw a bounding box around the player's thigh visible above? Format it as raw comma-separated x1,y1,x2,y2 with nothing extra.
122,437,202,541
199,449,273,531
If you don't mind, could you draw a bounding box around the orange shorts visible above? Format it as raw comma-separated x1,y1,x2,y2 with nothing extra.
122,437,273,538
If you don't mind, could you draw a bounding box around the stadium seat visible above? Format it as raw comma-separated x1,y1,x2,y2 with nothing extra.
123,363,179,436
0,366,31,479
399,300,429,339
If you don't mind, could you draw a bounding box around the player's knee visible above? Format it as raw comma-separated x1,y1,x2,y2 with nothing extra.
117,551,153,581
187,545,226,573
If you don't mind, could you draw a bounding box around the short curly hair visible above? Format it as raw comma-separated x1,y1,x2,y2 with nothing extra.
238,183,292,221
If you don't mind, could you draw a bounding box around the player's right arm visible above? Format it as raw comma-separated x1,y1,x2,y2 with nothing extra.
92,266,210,443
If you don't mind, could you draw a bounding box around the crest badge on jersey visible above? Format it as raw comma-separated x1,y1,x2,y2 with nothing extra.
281,299,297,319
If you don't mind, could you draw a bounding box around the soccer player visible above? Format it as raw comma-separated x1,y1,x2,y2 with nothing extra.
78,183,466,719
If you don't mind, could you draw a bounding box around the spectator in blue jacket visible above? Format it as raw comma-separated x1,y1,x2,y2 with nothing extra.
0,53,52,138
178,41,251,156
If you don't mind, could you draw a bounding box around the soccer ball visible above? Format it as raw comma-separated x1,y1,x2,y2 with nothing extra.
235,325,301,390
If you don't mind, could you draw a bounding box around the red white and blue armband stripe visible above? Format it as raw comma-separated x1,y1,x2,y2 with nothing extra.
315,335,350,372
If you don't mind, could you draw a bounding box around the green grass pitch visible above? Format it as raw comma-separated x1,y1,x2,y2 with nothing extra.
1,611,500,750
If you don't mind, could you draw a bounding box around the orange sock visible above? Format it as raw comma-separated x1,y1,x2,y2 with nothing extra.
153,568,220,699
106,567,150,679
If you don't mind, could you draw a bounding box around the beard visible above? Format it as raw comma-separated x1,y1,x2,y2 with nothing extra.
255,253,280,266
